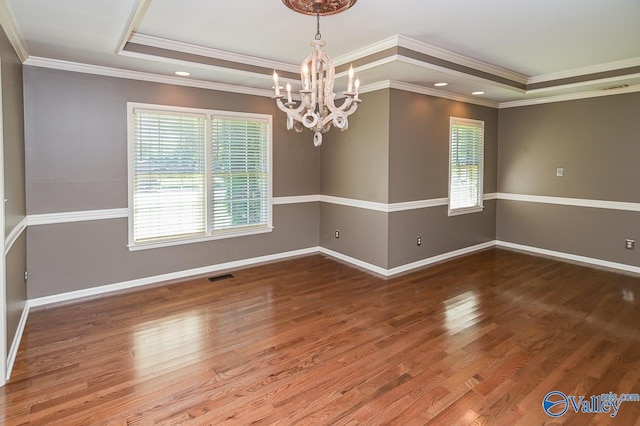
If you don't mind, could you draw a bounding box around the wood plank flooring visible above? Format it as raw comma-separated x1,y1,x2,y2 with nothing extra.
1,248,640,425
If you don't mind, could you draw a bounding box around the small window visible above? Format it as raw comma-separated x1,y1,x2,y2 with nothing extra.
448,117,484,216
128,103,272,250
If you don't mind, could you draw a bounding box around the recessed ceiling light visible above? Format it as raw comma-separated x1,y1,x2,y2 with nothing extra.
472,91,485,95
434,82,448,87
174,71,190,77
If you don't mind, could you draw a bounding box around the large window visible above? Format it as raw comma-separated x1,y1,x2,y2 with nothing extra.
128,103,272,249
448,117,484,216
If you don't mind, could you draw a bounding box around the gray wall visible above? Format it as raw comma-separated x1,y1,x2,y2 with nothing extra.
497,93,640,266
320,203,389,268
319,89,498,269
27,204,318,298
388,202,497,268
387,90,498,268
6,233,26,343
24,67,320,298
388,90,498,202
321,90,390,203
23,65,639,301
0,23,27,356
25,67,320,213
320,90,391,267
1,28,25,235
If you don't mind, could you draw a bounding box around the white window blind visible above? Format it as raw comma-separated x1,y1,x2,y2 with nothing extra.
449,117,484,215
129,104,272,249
211,117,269,232
132,110,207,243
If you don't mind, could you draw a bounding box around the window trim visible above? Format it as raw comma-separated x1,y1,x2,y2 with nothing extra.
448,116,484,217
127,102,273,251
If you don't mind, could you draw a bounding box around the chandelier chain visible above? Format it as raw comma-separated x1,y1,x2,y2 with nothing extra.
315,11,321,40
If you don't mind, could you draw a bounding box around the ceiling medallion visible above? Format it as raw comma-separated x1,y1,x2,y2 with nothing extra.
282,0,358,16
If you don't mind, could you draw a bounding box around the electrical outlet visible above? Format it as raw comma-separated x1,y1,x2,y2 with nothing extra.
556,168,564,177
335,230,340,239
417,236,422,246
625,239,635,250
24,271,28,281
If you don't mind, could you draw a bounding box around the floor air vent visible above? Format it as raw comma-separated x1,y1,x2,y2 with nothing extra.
208,273,234,283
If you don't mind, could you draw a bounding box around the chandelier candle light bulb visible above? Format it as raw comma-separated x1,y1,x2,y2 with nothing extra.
272,0,362,147
273,71,281,97
302,64,310,91
286,83,293,104
347,66,354,93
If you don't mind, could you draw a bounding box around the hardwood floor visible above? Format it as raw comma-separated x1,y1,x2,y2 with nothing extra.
1,248,640,425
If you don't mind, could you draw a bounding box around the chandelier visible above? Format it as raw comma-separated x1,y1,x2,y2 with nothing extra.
273,0,361,147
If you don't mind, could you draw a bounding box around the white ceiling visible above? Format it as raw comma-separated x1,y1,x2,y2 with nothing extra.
5,0,640,106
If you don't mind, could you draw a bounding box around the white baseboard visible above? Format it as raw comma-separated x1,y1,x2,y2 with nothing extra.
28,247,319,307
27,240,639,309
27,243,498,308
318,247,389,276
495,241,640,275
387,241,497,276
6,302,30,380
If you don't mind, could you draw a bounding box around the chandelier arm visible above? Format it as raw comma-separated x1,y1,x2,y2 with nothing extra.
325,93,356,116
301,57,317,111
317,57,325,120
319,97,360,129
319,50,335,96
311,55,317,109
274,98,306,123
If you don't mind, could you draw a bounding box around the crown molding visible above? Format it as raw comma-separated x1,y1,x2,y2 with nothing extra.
525,73,640,95
528,57,640,85
24,56,502,108
115,0,151,54
23,56,639,111
357,79,392,94
396,55,526,94
499,83,640,109
333,34,528,86
119,46,288,85
385,80,500,108
129,33,299,74
395,35,529,85
332,34,401,66
0,0,28,62
118,48,284,84
23,56,275,98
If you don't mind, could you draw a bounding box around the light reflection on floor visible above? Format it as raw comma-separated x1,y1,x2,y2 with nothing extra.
132,312,205,375
623,288,635,303
443,290,481,333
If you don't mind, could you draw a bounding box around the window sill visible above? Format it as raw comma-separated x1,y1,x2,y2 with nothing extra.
128,226,274,251
448,206,485,217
